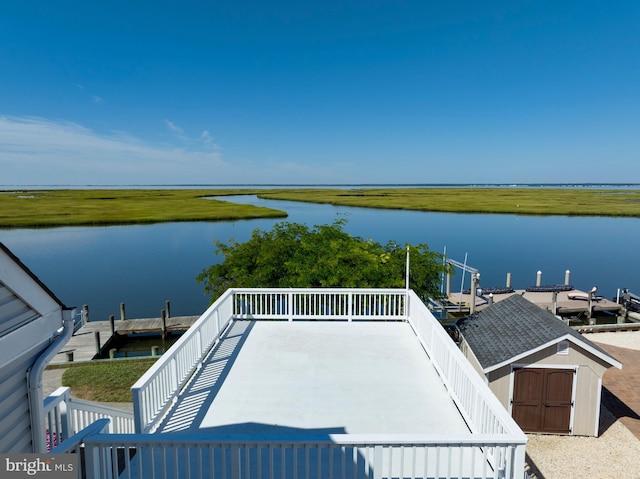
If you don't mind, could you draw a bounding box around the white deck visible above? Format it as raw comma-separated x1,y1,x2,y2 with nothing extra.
158,320,470,436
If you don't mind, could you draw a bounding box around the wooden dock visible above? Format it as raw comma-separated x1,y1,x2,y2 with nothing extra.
444,288,623,317
50,315,199,364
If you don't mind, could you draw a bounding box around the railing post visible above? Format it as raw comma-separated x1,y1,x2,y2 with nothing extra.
132,392,144,434
373,445,383,479
348,292,353,322
288,291,294,321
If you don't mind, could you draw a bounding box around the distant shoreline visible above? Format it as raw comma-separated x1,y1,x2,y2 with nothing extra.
2,183,640,190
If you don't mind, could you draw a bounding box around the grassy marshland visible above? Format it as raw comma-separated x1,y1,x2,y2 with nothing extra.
2,187,640,228
258,188,640,217
0,189,287,227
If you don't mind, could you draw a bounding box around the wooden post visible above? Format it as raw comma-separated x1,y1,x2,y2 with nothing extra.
470,274,477,314
536,271,542,287
588,290,595,325
564,270,571,286
109,315,115,336
82,304,89,322
120,303,126,321
445,273,451,296
165,300,171,319
506,272,512,289
552,291,558,315
161,309,167,340
488,293,494,305
94,331,101,354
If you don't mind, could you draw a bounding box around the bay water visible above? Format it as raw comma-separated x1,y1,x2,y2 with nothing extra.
1,195,638,320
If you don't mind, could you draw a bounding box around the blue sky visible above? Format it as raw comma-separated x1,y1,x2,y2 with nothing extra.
1,1,639,185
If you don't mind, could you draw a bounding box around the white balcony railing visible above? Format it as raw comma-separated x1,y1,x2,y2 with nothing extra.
131,289,407,434
51,288,526,479
43,387,134,450
83,433,524,479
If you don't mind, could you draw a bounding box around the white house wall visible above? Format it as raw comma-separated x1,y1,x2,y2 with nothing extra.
0,284,40,337
0,351,36,452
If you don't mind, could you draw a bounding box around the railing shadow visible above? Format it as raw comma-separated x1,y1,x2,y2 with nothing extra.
157,320,255,432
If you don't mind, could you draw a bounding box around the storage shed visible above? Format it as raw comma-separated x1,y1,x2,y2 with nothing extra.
456,293,621,436
0,242,75,453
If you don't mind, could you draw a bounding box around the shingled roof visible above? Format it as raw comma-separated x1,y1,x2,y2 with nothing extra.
456,294,621,373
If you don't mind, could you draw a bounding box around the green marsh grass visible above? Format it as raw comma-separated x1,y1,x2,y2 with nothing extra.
3,188,640,228
258,188,640,217
0,189,287,227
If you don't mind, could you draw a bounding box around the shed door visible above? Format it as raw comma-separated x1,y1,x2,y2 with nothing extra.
512,368,574,434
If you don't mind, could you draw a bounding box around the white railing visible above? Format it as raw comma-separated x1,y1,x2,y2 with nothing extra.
131,289,235,434
121,287,525,478
43,387,134,451
132,289,407,434
405,290,527,474
232,288,407,321
83,433,522,479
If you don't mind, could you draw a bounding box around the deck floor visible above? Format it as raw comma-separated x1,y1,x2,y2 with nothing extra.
158,320,471,436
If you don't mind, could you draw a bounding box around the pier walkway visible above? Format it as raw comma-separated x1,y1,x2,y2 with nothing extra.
51,315,198,364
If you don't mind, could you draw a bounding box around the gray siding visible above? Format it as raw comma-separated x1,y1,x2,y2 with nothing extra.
0,352,35,452
0,284,39,338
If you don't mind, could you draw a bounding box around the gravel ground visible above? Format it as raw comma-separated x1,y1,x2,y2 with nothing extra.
524,331,640,479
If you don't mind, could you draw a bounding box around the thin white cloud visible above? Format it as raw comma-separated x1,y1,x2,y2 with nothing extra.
0,115,364,185
164,119,184,135
0,116,229,184
91,95,104,104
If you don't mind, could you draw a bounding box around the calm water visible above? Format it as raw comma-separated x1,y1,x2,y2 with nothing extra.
1,195,638,319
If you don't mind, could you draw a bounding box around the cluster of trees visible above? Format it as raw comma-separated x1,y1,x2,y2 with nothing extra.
198,220,448,303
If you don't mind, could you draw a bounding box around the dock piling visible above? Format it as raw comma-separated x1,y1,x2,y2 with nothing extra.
565,270,571,286
109,315,115,336
161,309,167,340
82,304,89,322
109,348,117,359
536,271,542,287
506,272,511,289
94,331,101,354
120,303,126,321
165,300,171,319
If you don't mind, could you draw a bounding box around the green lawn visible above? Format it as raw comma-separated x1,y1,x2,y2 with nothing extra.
61,358,158,402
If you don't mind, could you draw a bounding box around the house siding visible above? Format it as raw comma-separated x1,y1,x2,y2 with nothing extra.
0,352,36,452
459,338,485,379
0,284,39,338
487,342,611,436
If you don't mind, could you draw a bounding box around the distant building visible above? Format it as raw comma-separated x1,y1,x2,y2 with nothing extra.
0,242,75,453
457,293,621,436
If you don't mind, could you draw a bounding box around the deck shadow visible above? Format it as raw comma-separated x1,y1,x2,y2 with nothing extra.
157,319,256,432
